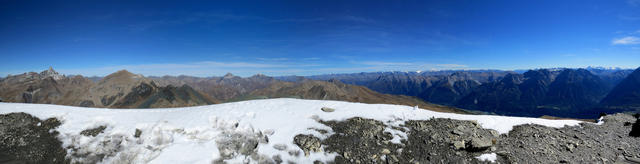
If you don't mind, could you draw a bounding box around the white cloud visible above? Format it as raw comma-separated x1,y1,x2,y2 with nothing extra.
255,57,289,61
53,61,318,77
612,36,640,45
360,61,413,66
358,61,469,71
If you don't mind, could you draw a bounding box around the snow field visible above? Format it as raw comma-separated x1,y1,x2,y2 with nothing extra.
0,98,585,163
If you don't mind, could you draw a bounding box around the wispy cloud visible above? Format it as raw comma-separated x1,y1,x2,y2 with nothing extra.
54,61,320,77
255,57,289,61
618,15,640,21
358,61,469,71
612,36,640,45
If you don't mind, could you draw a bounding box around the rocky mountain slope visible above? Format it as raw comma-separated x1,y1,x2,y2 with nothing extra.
248,79,466,113
600,67,640,112
293,68,636,118
150,73,280,102
151,74,465,113
0,68,215,108
457,69,612,118
1,99,638,163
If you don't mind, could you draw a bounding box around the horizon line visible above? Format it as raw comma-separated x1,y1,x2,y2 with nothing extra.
3,66,638,79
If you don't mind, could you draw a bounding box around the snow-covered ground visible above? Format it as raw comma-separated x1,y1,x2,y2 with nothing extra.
0,98,584,163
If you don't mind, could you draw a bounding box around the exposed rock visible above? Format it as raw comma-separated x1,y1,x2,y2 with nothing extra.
467,137,493,152
216,132,261,159
0,112,68,164
80,125,107,137
293,134,322,156
321,107,335,112
630,118,640,137
453,140,465,150
134,128,142,138
78,100,95,107
497,113,640,163
381,149,391,154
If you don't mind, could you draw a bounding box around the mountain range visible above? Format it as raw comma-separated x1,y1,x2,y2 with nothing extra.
2,67,639,118
0,68,216,108
295,67,638,118
0,68,462,113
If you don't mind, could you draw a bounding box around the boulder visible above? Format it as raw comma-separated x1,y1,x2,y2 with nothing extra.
294,134,322,156
468,137,492,152
321,107,335,112
630,119,640,137
453,141,465,150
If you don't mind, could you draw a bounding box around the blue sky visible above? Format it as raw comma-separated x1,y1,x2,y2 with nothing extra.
1,0,639,77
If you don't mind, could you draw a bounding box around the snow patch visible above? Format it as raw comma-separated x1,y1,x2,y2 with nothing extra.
475,153,497,162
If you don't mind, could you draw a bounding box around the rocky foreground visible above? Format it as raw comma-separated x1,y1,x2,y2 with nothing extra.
1,111,639,164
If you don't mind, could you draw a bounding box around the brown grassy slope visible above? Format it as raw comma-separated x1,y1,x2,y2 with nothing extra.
249,79,469,114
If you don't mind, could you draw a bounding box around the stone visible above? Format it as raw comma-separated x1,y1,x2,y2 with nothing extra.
468,137,492,152
80,125,107,137
321,107,335,112
630,119,640,137
294,134,322,156
238,139,259,155
453,141,465,150
381,148,391,154
626,157,640,163
273,143,287,151
452,129,464,135
134,129,142,138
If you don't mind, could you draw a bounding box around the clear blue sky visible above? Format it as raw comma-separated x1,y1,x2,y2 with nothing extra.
1,0,639,77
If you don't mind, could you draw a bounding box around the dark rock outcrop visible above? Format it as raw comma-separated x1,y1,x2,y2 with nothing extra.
0,112,68,164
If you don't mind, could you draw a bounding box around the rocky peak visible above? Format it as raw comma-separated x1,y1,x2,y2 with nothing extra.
327,78,345,85
39,66,64,80
223,73,235,78
105,70,141,79
500,73,524,85
249,73,270,79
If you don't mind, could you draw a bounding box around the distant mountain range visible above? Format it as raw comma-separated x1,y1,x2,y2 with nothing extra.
0,68,463,113
287,67,638,118
2,67,638,118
